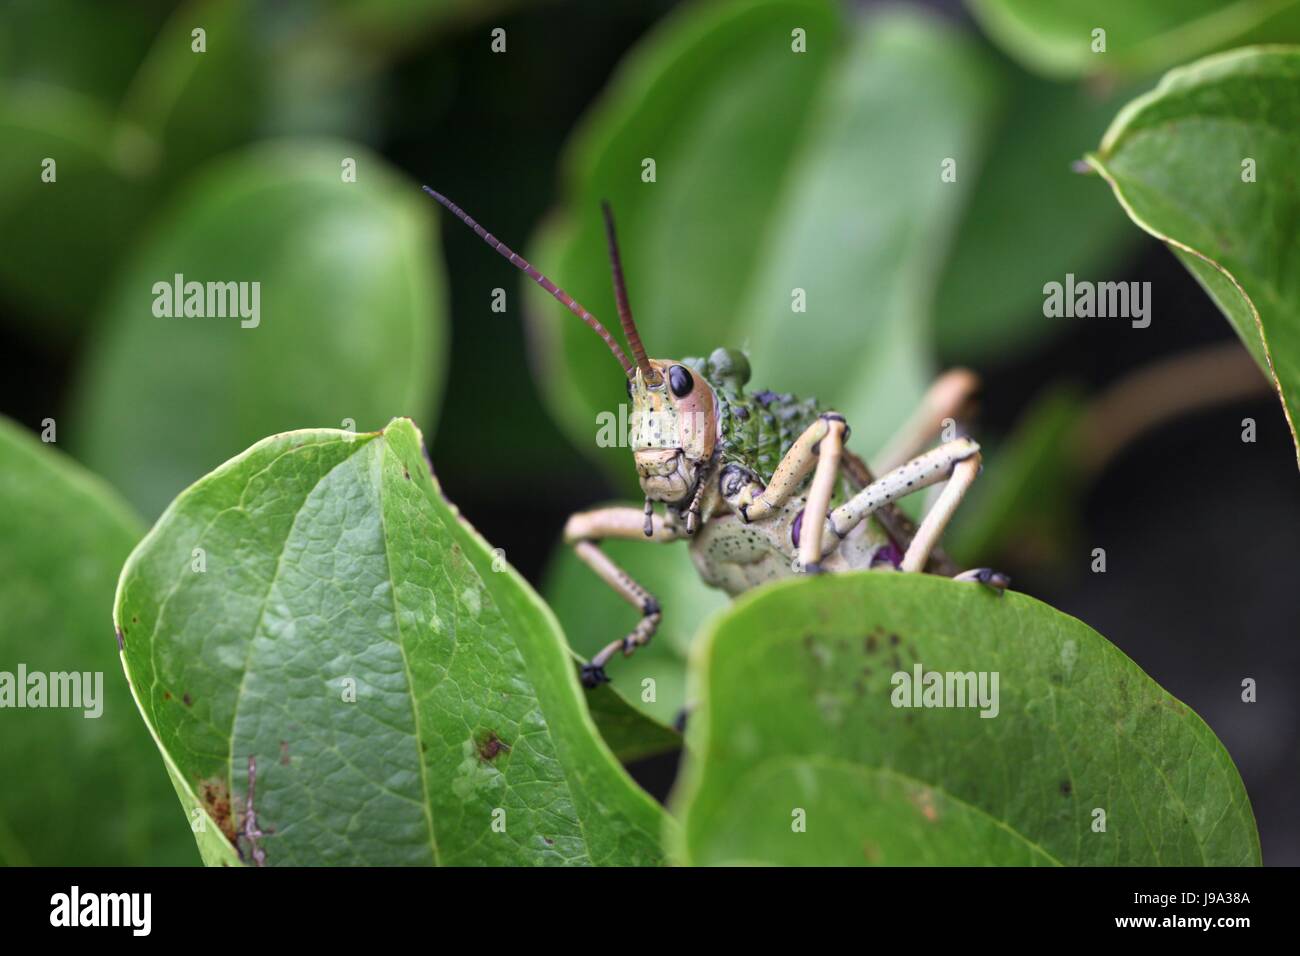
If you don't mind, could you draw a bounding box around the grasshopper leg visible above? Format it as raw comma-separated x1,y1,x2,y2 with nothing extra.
797,414,847,574
898,453,981,572
564,507,680,688
881,449,1009,592
823,438,981,549
953,567,1012,592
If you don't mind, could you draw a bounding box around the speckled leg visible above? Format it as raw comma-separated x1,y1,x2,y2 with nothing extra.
563,507,681,688
739,414,845,524
798,416,847,573
827,438,980,544
900,453,981,572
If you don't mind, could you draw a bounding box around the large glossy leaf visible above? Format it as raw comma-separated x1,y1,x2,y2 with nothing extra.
114,419,668,866
1087,47,1300,464
967,0,1300,79
71,140,446,517
525,1,1000,486
934,65,1139,361
672,573,1260,866
0,417,194,865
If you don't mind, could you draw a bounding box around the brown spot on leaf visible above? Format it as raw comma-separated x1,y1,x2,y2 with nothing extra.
163,691,172,701
279,740,290,766
476,731,510,762
182,693,193,707
888,633,900,647
403,467,411,480
1060,780,1072,796
908,786,940,823
865,634,879,653
198,777,238,845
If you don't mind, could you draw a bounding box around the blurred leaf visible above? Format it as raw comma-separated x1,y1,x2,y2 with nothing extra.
545,525,728,726
527,2,1001,481
739,11,1001,452
71,140,446,517
1087,47,1300,464
0,0,159,106
115,419,668,865
934,67,1140,361
967,0,1300,79
322,0,524,44
671,572,1261,866
117,0,266,182
0,416,194,865
0,87,154,330
947,385,1086,566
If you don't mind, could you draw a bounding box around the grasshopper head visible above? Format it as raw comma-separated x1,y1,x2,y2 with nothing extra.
628,359,718,506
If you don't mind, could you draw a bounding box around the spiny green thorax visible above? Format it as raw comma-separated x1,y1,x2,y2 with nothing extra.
684,348,830,484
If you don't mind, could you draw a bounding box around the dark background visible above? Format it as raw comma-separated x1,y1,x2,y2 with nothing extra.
3,0,1295,863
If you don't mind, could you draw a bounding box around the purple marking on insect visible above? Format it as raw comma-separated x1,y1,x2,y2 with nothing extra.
791,509,804,549
871,541,903,569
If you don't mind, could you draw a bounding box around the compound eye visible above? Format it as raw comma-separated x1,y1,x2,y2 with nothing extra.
668,365,694,398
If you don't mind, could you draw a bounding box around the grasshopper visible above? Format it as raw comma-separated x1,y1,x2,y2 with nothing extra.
423,187,1007,688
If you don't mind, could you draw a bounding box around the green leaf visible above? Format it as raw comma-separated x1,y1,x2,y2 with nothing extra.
114,418,669,866
967,0,1300,79
0,0,158,107
525,1,1001,487
117,0,265,183
0,417,195,865
672,573,1260,866
545,526,728,728
0,87,154,330
934,66,1140,361
1087,47,1300,464
71,140,447,517
584,683,682,765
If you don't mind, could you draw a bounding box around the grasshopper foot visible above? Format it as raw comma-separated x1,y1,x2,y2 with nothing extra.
955,567,1011,594
580,663,610,689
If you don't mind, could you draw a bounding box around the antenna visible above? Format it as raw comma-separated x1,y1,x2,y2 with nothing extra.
422,186,634,376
